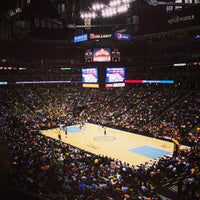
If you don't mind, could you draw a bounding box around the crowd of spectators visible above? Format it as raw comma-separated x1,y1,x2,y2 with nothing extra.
81,85,200,148
0,84,200,200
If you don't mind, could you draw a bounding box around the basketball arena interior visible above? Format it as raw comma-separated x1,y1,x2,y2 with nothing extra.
0,0,200,200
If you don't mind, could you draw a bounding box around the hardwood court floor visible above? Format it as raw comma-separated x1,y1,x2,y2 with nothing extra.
41,123,189,166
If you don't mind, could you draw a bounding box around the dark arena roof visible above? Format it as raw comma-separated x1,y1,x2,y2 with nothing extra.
0,1,200,200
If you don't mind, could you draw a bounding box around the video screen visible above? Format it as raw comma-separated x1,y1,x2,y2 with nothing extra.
82,68,98,83
111,48,120,62
93,48,111,62
85,49,93,62
85,48,120,63
106,67,125,83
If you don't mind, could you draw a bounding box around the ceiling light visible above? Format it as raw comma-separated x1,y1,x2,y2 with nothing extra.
92,3,105,10
80,12,97,19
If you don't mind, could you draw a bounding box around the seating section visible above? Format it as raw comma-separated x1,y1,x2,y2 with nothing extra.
0,85,200,200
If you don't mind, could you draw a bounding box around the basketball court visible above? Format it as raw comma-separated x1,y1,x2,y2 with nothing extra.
41,123,189,166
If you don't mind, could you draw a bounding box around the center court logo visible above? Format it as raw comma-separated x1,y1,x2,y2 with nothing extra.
93,136,116,141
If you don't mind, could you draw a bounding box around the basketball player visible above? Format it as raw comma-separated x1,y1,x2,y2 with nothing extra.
59,124,63,131
104,127,106,136
58,131,61,140
81,121,85,133
79,120,82,130
65,126,68,138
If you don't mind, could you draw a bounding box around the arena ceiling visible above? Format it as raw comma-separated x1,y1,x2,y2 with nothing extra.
0,0,199,43
1,0,199,30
